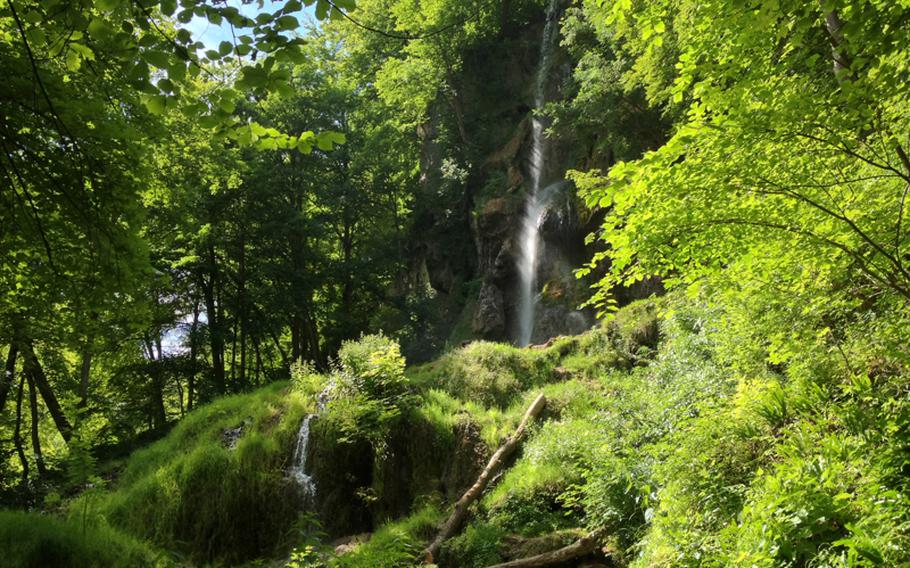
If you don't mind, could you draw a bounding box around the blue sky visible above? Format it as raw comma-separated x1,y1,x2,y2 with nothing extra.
185,0,317,50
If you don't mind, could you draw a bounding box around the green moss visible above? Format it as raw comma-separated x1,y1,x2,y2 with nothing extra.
410,341,565,408
330,503,442,568
0,510,164,568
440,522,506,567
84,382,312,565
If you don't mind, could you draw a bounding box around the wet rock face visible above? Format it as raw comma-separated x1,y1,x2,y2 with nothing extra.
308,420,374,537
473,281,506,337
443,418,490,501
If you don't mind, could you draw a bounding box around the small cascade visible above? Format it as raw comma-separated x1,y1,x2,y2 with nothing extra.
516,0,561,347
289,414,317,502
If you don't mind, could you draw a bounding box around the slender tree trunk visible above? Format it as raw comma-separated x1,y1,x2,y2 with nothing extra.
291,316,302,363
230,318,238,389
78,347,91,411
188,301,199,411
26,372,46,478
175,375,184,418
202,251,226,394
21,340,72,442
1,343,19,414
144,337,167,430
13,374,28,488
268,326,289,372
301,299,323,367
254,337,263,386
238,231,247,391
818,1,851,78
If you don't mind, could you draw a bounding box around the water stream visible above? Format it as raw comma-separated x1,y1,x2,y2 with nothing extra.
516,0,561,347
289,414,317,502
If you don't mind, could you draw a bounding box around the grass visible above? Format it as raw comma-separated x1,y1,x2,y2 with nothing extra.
0,510,165,567
79,382,313,565
329,503,442,568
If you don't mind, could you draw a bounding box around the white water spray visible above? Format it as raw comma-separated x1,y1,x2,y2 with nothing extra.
516,0,561,347
289,414,317,502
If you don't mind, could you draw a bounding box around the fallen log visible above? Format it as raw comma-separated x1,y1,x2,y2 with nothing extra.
424,393,547,563
484,529,607,568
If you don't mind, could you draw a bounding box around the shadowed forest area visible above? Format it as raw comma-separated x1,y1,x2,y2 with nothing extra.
3,0,910,566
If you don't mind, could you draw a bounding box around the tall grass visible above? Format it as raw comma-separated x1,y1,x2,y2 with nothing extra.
0,510,164,567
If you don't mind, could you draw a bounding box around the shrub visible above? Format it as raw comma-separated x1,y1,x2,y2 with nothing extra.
324,334,414,445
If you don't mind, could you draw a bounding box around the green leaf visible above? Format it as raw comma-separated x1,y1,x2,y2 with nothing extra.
159,0,177,16
218,41,233,56
143,50,171,68
87,19,111,39
316,131,346,151
96,0,121,12
315,0,330,20
276,15,299,30
144,94,167,114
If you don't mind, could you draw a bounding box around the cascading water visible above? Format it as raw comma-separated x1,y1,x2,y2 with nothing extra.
516,0,561,347
289,414,317,502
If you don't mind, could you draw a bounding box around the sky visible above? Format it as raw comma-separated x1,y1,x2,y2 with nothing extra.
184,0,317,50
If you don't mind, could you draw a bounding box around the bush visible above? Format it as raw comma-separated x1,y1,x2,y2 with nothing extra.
324,334,414,445
337,333,408,402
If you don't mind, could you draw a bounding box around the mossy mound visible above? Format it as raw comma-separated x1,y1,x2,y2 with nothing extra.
85,382,312,565
0,510,163,568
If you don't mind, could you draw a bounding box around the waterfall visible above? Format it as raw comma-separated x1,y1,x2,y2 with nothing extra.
516,0,561,347
289,414,317,502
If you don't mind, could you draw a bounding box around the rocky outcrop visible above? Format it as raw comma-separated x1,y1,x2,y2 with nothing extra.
473,281,506,337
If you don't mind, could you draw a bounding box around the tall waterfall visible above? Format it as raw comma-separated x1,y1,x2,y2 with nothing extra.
289,414,317,502
516,0,561,347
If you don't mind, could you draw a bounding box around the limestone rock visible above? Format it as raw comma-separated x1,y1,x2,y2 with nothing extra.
472,281,506,337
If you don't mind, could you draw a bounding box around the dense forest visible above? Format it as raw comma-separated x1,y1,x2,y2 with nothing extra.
2,0,910,566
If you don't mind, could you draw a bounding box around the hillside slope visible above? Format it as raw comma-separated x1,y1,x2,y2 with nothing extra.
3,295,909,567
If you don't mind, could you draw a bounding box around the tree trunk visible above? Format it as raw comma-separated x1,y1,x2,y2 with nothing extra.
818,2,851,79
291,317,302,363
484,529,607,568
143,337,167,430
78,348,91,411
254,338,263,386
230,317,238,388
188,301,199,411
26,372,47,478
21,340,72,442
301,302,323,368
424,394,547,563
202,251,226,394
1,343,18,414
238,231,247,391
13,374,28,488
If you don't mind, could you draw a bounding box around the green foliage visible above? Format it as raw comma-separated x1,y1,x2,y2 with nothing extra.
0,510,163,568
440,522,506,568
82,383,311,565
322,334,414,445
413,341,566,407
329,503,442,568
